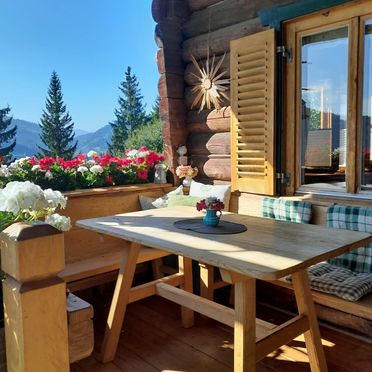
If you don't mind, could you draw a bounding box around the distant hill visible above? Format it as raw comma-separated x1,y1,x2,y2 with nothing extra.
75,125,112,154
8,119,110,158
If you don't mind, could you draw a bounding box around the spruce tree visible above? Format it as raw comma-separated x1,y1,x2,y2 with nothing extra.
150,96,160,122
0,106,17,162
38,71,77,159
109,66,147,154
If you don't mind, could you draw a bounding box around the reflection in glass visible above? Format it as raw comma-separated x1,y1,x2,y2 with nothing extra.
300,27,348,191
361,21,372,190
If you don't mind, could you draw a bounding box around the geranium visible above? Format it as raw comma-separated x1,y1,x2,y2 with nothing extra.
0,148,164,191
196,197,224,212
0,181,71,232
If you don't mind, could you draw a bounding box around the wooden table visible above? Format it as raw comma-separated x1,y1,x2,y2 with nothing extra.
77,206,372,372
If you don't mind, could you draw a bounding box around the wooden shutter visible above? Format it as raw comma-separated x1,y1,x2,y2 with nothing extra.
230,29,276,195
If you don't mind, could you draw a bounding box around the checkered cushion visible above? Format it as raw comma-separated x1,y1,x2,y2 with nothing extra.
261,197,312,224
307,262,372,301
261,197,276,219
326,205,372,273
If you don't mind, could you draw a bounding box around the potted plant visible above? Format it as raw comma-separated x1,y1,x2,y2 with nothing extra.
196,197,225,227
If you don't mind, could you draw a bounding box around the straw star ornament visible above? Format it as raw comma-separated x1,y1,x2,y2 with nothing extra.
190,53,230,112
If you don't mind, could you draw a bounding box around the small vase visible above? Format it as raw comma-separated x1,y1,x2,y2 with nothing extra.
203,209,222,227
182,177,193,187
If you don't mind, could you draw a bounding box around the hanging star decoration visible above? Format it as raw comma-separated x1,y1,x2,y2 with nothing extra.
190,53,230,112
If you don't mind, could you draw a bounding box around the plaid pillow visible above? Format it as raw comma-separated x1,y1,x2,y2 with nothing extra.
307,262,372,301
326,205,372,273
261,197,276,219
273,199,312,224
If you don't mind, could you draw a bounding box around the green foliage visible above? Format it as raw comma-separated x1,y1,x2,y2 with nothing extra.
109,66,147,154
0,106,17,162
150,95,160,121
38,71,77,159
125,118,164,154
309,108,321,130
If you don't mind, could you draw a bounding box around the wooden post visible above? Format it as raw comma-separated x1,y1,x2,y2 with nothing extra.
0,222,69,372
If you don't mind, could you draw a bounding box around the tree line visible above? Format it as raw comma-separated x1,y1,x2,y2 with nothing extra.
0,67,162,162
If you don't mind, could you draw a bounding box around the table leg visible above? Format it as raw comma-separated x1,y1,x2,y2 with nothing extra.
178,256,194,328
100,242,141,363
234,278,256,372
292,270,328,372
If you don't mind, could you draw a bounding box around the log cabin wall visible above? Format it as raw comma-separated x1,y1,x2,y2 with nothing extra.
153,0,296,184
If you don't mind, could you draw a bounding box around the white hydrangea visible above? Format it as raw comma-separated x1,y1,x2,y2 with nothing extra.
45,213,71,232
126,149,138,158
0,165,10,177
77,166,88,173
32,165,41,172
0,181,48,215
86,160,96,166
90,165,104,174
43,188,67,209
87,150,98,158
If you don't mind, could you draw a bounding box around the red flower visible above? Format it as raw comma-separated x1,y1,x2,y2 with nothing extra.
28,157,38,165
137,169,148,180
196,198,224,211
39,157,55,170
99,153,111,167
105,176,114,185
138,146,148,152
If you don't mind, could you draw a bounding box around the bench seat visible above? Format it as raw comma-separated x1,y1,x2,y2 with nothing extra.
60,244,170,291
272,278,372,321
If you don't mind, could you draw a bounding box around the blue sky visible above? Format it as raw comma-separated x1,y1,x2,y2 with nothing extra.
0,0,158,132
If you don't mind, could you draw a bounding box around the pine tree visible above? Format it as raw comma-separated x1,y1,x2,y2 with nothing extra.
150,96,160,121
109,66,147,154
0,106,17,162
38,71,77,159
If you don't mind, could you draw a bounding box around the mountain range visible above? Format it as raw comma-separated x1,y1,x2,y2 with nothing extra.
10,119,112,158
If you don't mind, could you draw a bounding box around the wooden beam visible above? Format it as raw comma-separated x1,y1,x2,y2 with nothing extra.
187,0,222,12
256,315,309,361
182,18,263,62
187,107,231,133
188,132,231,155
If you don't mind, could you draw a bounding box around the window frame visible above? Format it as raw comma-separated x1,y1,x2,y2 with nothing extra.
283,0,372,197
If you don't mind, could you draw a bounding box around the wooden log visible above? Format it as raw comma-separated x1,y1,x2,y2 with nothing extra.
182,18,264,62
157,48,184,75
152,0,189,23
0,222,69,372
155,21,184,49
189,155,231,180
185,86,230,110
187,106,231,133
185,53,230,86
184,0,293,38
187,0,222,12
158,74,184,99
188,132,230,155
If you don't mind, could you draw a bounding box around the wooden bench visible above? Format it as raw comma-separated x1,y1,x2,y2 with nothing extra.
229,192,372,337
59,184,175,291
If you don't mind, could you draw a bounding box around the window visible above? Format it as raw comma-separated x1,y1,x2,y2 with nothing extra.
285,1,372,196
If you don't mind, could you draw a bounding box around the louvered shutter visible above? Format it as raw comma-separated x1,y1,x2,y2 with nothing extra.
230,29,276,195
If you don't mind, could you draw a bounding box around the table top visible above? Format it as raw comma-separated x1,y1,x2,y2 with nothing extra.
76,206,372,280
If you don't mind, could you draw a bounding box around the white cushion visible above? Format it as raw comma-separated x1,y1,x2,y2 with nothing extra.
152,185,184,208
189,181,231,211
139,195,157,210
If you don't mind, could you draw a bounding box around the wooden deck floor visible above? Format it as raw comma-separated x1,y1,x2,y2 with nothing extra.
72,296,372,372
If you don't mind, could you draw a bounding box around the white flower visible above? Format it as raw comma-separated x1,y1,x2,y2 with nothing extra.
126,149,138,158
77,166,88,173
0,181,48,215
45,171,53,180
8,157,30,170
90,165,104,174
87,150,98,158
43,188,67,209
45,213,71,232
137,151,150,158
0,165,10,177
32,165,41,172
86,160,96,166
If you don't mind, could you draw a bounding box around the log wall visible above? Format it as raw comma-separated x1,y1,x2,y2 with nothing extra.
182,0,296,184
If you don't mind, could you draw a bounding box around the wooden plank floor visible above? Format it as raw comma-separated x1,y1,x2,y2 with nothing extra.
72,296,372,372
